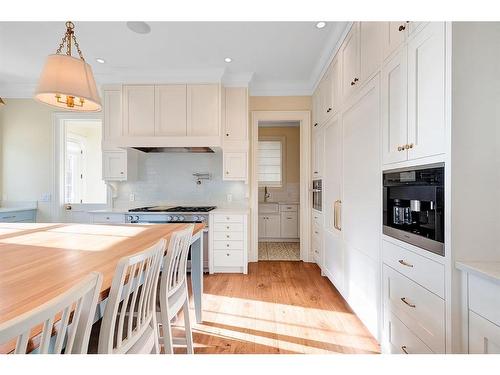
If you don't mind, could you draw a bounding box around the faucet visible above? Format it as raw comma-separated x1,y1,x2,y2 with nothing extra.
264,186,271,202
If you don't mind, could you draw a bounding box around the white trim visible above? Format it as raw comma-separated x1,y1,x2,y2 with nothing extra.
250,111,311,263
52,112,107,222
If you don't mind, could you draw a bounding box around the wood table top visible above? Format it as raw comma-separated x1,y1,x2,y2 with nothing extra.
0,222,205,327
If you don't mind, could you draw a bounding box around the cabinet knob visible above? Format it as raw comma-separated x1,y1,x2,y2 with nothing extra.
226,133,229,137
314,123,318,127
226,171,229,175
350,78,359,86
226,244,230,247
226,234,230,238
226,253,230,256
120,171,124,174
408,143,414,149
326,107,332,113
404,144,410,150
401,346,409,354
398,25,406,32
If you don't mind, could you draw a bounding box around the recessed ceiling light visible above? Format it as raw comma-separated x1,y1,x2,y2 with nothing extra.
224,57,232,63
126,21,151,34
96,58,105,64
316,21,327,29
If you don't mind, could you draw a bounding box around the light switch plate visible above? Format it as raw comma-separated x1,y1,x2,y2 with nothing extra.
129,193,135,202
40,193,52,202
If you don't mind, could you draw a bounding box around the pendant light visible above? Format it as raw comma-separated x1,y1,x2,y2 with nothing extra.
34,21,101,112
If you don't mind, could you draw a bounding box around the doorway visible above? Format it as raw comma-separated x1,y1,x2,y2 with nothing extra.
53,113,108,223
250,111,312,263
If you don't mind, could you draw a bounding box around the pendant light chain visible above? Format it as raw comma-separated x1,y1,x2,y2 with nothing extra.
55,21,85,61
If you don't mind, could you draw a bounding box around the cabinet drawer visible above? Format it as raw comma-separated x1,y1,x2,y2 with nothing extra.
213,223,244,232
385,310,433,354
213,240,244,251
469,274,500,327
213,250,244,267
383,265,445,353
280,204,298,212
213,214,244,224
382,240,445,298
469,310,500,354
0,210,35,222
213,231,244,241
312,223,323,241
311,212,323,227
91,213,125,224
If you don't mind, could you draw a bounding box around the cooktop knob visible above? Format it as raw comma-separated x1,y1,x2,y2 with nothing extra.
166,216,172,221
172,216,178,221
179,216,185,221
192,216,199,221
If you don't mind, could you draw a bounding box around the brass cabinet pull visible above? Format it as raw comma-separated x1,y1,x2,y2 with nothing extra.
401,345,409,354
408,143,414,149
397,146,403,151
334,200,342,231
399,25,406,32
404,144,411,150
398,259,414,268
401,297,416,308
326,107,332,113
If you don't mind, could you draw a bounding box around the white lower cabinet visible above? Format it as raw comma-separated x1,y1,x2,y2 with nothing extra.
209,212,248,274
280,211,298,238
90,213,125,224
384,310,433,354
382,240,446,353
469,311,500,354
0,209,36,223
258,214,281,239
311,211,323,266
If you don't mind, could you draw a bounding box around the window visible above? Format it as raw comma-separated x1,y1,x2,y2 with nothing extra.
258,140,283,187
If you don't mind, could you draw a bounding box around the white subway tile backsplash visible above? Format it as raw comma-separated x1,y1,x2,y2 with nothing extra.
114,152,247,207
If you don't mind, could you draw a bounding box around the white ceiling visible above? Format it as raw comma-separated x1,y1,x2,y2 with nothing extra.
0,21,350,97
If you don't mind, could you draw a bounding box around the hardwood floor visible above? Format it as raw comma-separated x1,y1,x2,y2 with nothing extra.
174,261,380,354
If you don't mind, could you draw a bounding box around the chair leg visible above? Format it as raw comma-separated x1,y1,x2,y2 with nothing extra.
183,298,194,354
151,316,160,354
162,318,174,354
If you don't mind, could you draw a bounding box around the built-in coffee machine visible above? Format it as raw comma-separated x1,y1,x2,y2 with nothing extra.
383,164,445,256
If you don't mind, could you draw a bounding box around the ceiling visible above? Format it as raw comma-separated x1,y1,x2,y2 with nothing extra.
0,21,349,97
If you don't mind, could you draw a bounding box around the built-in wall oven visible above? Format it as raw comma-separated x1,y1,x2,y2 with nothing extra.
312,179,322,212
383,165,445,256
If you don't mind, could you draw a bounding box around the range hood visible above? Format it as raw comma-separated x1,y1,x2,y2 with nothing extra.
133,147,215,153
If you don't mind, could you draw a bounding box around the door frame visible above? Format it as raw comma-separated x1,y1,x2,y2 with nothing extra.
250,111,312,262
52,112,108,222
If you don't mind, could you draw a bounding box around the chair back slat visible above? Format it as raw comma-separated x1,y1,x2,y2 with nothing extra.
0,272,102,354
164,225,194,296
98,239,164,354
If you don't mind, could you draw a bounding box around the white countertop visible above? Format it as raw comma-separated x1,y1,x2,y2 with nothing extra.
0,202,37,213
211,207,250,214
456,261,500,285
90,206,250,215
259,202,300,205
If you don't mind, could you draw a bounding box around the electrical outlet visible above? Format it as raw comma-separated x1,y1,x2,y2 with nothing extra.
129,193,135,202
227,194,232,203
40,193,52,202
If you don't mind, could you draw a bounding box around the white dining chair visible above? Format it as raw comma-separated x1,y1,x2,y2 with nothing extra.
0,272,102,354
97,239,165,354
158,224,194,354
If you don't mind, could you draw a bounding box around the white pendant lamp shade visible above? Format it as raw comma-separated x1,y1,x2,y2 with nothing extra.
35,54,101,112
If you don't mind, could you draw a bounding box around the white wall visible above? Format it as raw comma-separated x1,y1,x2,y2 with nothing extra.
113,151,247,208
0,99,55,221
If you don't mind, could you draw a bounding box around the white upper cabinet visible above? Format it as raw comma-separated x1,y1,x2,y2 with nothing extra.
381,46,408,165
341,23,361,100
312,87,320,128
187,84,220,137
312,127,324,179
359,22,383,83
223,151,247,181
223,87,248,142
103,86,122,143
407,22,446,160
312,57,338,128
102,150,127,181
123,85,155,136
154,84,187,136
382,22,408,61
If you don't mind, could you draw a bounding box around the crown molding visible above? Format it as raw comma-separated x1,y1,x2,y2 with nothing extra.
309,22,353,93
221,71,254,87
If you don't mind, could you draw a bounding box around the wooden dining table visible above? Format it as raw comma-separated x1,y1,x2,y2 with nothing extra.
0,222,205,353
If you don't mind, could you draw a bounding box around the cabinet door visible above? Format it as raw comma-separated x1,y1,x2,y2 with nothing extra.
266,214,281,238
123,85,155,136
258,215,267,238
224,87,248,141
103,151,126,180
155,85,187,136
381,46,408,165
342,23,360,100
382,22,407,60
321,64,334,119
342,78,380,261
312,87,321,128
187,84,220,136
360,22,383,83
280,211,298,238
223,152,247,181
312,128,324,178
330,57,341,115
469,311,500,354
323,115,342,233
407,22,446,160
103,87,122,142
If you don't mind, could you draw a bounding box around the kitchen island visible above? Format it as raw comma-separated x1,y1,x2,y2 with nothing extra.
0,222,205,353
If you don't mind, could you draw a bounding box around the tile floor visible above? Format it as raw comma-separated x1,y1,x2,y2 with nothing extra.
258,242,300,261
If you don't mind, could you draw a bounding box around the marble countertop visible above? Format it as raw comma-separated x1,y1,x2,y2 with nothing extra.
456,261,500,285
258,202,300,205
